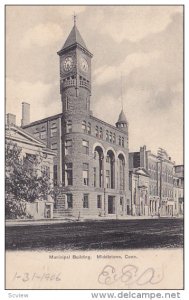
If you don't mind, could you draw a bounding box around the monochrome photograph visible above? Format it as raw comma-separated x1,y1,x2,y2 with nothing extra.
5,5,184,289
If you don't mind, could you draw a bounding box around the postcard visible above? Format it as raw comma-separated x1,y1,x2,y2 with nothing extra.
5,5,184,291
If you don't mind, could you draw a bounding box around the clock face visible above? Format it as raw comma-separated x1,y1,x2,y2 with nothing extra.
80,56,89,73
63,56,74,72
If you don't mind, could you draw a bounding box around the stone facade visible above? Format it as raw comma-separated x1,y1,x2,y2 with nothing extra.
129,146,175,217
6,120,55,219
173,165,184,216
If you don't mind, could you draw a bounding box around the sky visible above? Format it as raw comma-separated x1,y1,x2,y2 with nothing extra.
6,5,183,164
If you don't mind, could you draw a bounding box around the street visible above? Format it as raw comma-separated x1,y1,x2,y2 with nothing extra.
6,218,183,251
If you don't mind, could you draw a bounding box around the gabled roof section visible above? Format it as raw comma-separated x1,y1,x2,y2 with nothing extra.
6,124,55,155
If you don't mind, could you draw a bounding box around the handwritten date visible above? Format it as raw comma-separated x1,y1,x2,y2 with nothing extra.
13,271,62,282
98,264,164,286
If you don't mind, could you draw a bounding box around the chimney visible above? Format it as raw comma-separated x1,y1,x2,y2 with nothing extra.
21,102,30,127
140,145,147,169
6,113,16,126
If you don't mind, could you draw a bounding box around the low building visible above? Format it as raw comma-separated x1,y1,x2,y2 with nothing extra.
6,114,55,219
129,168,150,216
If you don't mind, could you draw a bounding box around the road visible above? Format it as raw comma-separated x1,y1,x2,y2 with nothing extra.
5,218,183,251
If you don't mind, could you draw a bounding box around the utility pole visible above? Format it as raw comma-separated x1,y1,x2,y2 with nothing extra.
157,147,166,217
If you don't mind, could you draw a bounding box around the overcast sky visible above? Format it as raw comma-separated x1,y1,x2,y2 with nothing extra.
6,5,183,164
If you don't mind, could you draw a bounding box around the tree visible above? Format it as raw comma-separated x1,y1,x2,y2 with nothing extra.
5,140,53,219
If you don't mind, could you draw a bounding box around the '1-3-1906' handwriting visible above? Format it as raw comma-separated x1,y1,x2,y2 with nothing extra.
13,271,62,282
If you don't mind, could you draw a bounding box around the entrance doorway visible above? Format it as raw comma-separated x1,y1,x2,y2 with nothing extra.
108,196,115,214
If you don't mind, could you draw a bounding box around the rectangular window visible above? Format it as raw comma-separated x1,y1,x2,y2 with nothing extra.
120,197,123,206
67,194,73,208
40,131,47,140
106,130,109,141
53,165,58,186
99,127,103,139
83,194,89,208
51,142,57,150
106,170,110,188
113,133,116,144
95,126,99,137
50,123,57,137
83,163,89,186
65,163,73,186
87,123,91,134
66,121,72,133
94,167,96,187
97,195,102,208
119,136,121,146
82,140,89,155
109,132,112,143
82,121,87,133
65,139,72,155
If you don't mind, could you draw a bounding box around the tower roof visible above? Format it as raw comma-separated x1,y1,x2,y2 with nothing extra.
117,109,128,124
58,24,89,53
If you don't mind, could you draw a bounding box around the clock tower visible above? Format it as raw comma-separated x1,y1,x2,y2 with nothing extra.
57,18,93,116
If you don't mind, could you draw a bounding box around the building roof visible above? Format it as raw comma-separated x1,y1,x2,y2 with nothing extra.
6,124,56,156
64,24,87,50
117,109,128,124
57,24,93,57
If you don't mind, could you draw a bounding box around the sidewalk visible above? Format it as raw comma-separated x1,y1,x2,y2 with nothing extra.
5,214,162,226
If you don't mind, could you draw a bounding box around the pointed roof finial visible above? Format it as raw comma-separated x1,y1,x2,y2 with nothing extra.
121,72,123,110
73,12,77,26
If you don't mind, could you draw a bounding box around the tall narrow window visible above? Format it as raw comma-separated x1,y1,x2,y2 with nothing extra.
106,170,110,188
95,126,99,137
53,165,58,186
94,167,96,187
82,121,87,133
119,136,121,146
83,163,89,186
97,195,102,208
65,163,73,186
106,130,109,141
67,194,73,208
65,140,72,155
99,127,103,139
109,132,112,143
66,120,72,133
82,140,89,155
50,123,57,137
113,133,116,144
87,122,91,134
83,194,89,208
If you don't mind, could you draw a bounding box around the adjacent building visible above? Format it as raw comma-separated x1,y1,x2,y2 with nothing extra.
129,146,175,217
6,113,55,219
173,165,184,216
